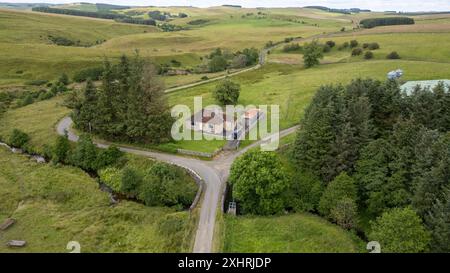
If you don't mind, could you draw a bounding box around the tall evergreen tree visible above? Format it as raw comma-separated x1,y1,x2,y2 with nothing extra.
70,55,173,144
293,85,341,182
413,134,450,217
75,79,98,132
96,59,116,135
425,189,450,252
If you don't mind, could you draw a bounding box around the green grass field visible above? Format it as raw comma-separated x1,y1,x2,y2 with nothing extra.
0,95,70,154
1,7,450,154
0,147,197,253
222,213,364,253
0,7,351,86
169,60,450,130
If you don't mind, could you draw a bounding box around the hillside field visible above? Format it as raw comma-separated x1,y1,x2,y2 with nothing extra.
222,213,364,253
0,147,197,253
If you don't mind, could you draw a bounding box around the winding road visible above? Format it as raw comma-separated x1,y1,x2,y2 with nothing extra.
56,117,298,253
55,31,328,252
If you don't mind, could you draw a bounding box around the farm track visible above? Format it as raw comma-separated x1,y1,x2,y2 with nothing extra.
163,31,343,93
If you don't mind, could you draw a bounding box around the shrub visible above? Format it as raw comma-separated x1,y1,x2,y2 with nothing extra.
231,54,248,69
170,59,181,67
73,67,104,82
48,35,76,46
25,79,48,86
9,129,30,148
38,91,54,101
213,79,240,105
351,48,363,56
362,43,369,49
318,172,357,218
330,197,358,230
282,43,301,52
99,167,122,192
70,134,98,172
139,163,196,207
95,145,124,170
288,171,324,213
120,167,142,197
387,51,401,59
364,51,374,59
350,40,359,48
208,55,228,72
187,19,209,25
17,94,34,107
368,43,380,50
303,41,324,68
58,73,69,85
322,44,331,53
53,134,71,163
241,47,259,66
325,40,336,48
230,150,290,215
369,207,430,253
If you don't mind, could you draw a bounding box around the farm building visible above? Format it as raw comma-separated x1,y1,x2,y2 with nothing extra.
401,80,450,96
187,108,263,139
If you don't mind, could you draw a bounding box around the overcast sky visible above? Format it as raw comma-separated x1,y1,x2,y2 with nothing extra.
4,0,450,12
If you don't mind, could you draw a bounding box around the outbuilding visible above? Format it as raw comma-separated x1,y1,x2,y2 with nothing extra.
401,79,450,96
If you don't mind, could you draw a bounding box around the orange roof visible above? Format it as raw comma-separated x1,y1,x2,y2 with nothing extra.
244,109,260,119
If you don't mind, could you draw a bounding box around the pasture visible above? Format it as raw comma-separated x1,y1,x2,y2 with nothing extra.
0,7,352,86
222,213,364,253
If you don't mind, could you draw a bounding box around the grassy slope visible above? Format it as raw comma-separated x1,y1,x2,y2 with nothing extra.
169,60,450,130
0,147,195,253
170,29,450,131
0,7,350,86
0,95,70,153
223,213,364,253
0,9,159,85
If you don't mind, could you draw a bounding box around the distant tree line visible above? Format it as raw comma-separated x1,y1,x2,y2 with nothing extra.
67,54,173,144
115,17,156,26
32,7,156,26
304,6,370,14
32,6,129,20
95,3,130,12
148,10,168,21
222,5,242,8
360,17,415,28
